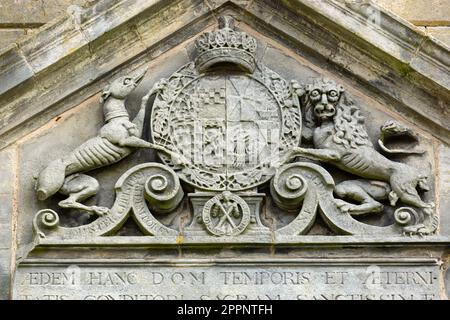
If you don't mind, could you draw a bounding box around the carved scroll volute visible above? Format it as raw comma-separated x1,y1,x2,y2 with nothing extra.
114,163,181,236
272,162,333,236
33,209,60,239
144,166,184,214
270,164,308,212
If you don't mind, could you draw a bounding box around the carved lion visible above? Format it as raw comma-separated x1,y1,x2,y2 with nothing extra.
290,78,434,222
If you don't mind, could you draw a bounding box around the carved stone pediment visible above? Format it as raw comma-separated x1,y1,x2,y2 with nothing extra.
28,14,440,241
1,0,450,300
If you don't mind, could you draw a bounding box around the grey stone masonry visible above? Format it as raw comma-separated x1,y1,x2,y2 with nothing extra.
0,147,15,299
0,0,449,300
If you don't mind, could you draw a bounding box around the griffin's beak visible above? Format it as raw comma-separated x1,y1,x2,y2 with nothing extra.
134,69,147,84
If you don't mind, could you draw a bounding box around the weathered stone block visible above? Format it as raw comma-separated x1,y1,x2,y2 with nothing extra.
17,17,89,74
0,222,12,250
0,0,448,302
0,148,14,194
0,148,15,238
426,27,450,46
0,44,33,95
0,29,26,51
0,248,11,300
0,0,97,26
0,196,13,226
375,0,450,25
261,45,319,82
0,273,10,300
439,145,450,235
446,262,450,299
12,259,443,300
0,148,13,300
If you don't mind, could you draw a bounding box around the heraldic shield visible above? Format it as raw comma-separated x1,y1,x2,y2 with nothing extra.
147,16,302,237
150,65,302,192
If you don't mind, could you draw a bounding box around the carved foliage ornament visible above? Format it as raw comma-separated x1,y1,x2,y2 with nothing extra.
33,16,438,241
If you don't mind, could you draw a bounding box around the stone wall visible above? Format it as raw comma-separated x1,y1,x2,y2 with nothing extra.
375,0,450,45
0,147,15,300
0,1,449,51
0,0,449,301
0,0,98,50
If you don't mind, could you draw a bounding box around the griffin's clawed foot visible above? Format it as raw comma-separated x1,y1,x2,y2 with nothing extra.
58,199,110,217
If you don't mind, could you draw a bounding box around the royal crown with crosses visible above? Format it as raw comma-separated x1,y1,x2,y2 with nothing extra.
194,15,257,73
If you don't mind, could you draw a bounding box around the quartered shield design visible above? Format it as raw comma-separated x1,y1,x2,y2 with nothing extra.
151,63,302,191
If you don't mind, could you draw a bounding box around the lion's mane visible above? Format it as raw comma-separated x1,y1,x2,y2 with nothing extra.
303,91,372,150
332,101,373,150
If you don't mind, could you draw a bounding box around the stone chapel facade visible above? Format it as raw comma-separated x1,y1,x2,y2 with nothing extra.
0,0,449,300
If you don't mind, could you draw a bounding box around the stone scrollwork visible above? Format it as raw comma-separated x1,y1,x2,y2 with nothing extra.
270,164,309,212
33,162,181,239
33,209,60,239
115,163,182,236
272,162,332,236
394,207,439,236
33,15,438,242
143,165,184,214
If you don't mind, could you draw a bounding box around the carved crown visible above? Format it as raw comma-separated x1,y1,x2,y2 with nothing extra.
194,16,257,73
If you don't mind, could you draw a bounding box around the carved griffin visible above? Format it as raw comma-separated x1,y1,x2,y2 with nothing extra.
35,70,182,216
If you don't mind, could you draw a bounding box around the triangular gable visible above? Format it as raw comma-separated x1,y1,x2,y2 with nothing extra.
0,0,449,150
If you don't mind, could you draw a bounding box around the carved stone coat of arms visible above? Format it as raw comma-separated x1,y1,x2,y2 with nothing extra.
33,16,438,241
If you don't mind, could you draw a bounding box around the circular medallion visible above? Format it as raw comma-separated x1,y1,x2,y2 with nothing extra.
202,191,250,236
150,63,301,191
